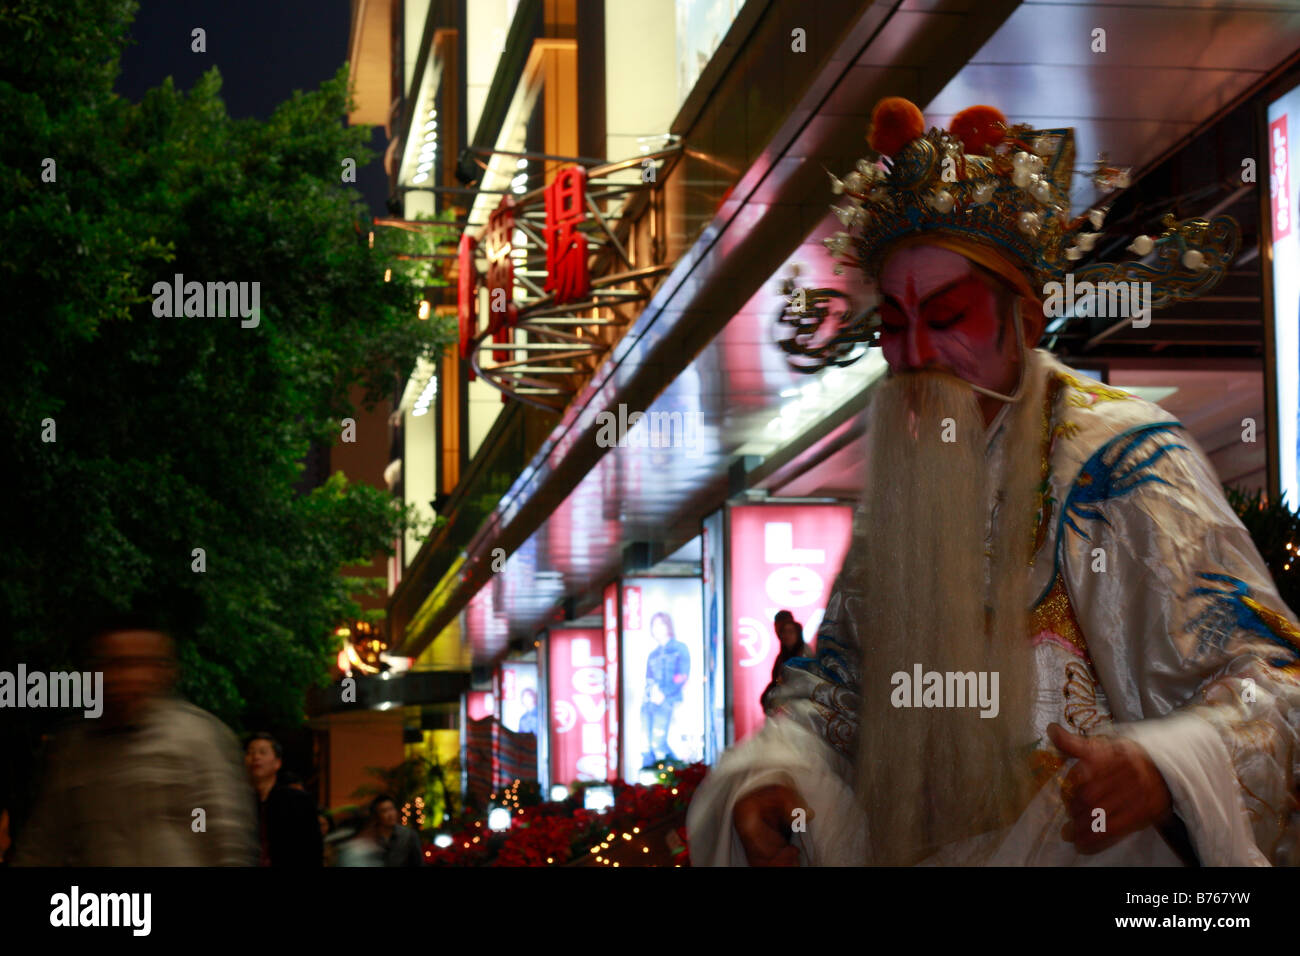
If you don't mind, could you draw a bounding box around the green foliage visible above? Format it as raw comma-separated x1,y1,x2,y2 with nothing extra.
0,0,458,742
1225,486,1300,613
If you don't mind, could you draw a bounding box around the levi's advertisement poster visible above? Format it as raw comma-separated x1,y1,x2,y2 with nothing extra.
620,577,705,782
728,504,853,743
548,628,608,786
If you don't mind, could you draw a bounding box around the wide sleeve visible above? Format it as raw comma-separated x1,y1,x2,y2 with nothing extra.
686,563,868,866
192,719,260,866
1060,423,1300,865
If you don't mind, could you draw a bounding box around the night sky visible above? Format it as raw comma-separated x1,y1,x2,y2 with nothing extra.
114,0,389,217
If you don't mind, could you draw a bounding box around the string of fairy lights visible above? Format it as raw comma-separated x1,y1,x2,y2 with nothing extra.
400,795,425,829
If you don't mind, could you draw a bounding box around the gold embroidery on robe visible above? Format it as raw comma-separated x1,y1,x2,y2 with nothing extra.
1057,371,1133,407
1029,572,1092,663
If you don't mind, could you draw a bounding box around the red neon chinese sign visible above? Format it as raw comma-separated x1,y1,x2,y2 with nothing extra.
544,166,590,305
457,232,477,380
483,196,517,363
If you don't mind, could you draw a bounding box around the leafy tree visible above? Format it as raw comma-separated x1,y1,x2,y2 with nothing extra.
0,0,457,812
1225,486,1300,613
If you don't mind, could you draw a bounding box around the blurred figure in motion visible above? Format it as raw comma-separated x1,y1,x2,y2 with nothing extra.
366,793,424,867
11,617,257,865
244,733,323,866
760,616,812,714
318,810,341,866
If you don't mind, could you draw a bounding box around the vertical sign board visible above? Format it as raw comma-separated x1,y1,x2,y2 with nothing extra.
621,577,705,782
727,504,854,744
547,628,608,786
483,196,517,364
1267,87,1300,508
457,232,477,379
602,581,621,782
536,632,550,792
459,693,469,800
543,166,591,304
701,510,727,763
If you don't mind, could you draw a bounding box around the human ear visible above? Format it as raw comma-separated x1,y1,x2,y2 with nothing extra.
1019,296,1047,346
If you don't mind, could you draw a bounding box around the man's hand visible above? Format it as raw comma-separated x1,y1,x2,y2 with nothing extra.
733,784,808,866
1048,723,1173,854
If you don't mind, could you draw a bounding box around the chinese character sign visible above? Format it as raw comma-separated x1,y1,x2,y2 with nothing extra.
602,581,621,781
483,195,517,362
548,628,608,785
1267,89,1300,527
544,166,590,305
458,232,477,378
728,504,853,743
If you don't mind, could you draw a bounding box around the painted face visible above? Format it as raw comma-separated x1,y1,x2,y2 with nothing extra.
877,245,1019,394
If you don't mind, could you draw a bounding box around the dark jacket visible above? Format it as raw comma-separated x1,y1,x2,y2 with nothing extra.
761,640,814,713
259,785,323,867
770,640,813,682
378,824,425,867
646,639,691,703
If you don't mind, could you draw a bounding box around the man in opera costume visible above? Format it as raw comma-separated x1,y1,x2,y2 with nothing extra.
686,98,1300,866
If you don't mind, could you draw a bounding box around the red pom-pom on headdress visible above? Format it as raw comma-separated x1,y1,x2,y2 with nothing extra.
868,97,925,157
949,105,1007,155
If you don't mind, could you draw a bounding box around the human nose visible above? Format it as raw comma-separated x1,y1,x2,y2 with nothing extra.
901,315,938,370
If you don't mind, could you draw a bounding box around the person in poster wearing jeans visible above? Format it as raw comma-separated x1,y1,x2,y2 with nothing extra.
642,611,690,767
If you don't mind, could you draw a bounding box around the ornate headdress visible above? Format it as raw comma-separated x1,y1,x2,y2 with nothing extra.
778,97,1239,372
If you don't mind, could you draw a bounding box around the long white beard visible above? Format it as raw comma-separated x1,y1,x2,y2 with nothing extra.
850,350,1047,865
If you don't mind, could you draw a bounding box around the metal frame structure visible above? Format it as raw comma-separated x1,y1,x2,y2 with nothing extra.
375,144,682,411
462,145,682,410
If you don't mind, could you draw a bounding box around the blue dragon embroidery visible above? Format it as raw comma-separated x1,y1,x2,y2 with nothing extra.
1186,572,1300,669
1036,421,1188,606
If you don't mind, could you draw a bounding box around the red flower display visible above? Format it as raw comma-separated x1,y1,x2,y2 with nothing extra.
421,762,708,867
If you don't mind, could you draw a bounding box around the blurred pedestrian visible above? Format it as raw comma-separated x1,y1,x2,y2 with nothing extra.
245,733,323,866
366,794,424,867
335,812,383,867
11,616,257,865
318,810,342,866
760,615,813,713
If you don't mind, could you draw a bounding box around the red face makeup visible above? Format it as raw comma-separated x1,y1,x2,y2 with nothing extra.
877,245,1019,394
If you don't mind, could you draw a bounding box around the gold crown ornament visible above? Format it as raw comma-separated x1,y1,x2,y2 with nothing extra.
778,97,1239,370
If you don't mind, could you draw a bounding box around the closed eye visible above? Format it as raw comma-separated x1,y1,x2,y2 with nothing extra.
927,309,966,330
